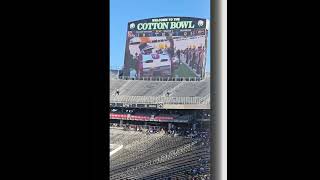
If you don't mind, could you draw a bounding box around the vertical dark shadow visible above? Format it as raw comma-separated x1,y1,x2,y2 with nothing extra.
104,0,111,179
210,0,216,179
211,1,219,180
93,0,109,179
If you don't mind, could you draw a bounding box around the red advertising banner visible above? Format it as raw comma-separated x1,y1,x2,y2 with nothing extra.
110,113,174,121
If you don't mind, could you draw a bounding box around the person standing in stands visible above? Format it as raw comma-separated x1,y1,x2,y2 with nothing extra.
199,46,205,77
166,34,175,75
188,48,193,66
196,46,202,74
134,52,139,76
186,48,190,64
176,49,181,64
191,47,196,69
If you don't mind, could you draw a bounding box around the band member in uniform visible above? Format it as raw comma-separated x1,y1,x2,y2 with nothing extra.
165,34,175,75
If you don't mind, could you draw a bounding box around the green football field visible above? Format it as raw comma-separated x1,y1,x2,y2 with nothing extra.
173,63,197,77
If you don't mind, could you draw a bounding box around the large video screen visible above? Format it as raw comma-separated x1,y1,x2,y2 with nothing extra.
123,17,208,79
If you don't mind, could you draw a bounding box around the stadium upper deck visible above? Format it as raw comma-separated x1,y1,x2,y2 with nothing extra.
110,71,210,109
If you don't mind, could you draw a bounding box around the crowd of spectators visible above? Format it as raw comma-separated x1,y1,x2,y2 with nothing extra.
110,121,212,179
180,46,206,75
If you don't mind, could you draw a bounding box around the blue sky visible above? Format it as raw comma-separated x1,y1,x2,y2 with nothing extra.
110,0,211,71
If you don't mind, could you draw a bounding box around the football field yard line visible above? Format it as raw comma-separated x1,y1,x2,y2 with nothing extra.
110,144,123,156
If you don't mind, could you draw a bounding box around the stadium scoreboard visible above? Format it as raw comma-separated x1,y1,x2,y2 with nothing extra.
123,17,209,79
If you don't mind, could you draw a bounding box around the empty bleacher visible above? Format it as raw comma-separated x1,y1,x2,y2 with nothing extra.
109,76,210,105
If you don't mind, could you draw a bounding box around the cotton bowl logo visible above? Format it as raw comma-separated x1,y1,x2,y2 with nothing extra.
130,23,135,29
198,20,204,27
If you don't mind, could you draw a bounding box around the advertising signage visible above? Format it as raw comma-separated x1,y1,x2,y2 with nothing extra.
123,17,209,79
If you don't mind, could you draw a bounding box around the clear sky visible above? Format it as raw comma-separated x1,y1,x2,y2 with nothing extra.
110,0,211,71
